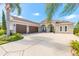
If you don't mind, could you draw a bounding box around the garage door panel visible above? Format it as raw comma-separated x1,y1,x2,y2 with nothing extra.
16,24,26,34
29,26,38,33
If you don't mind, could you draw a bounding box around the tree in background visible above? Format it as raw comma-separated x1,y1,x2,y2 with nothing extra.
73,21,79,34
2,10,6,31
45,3,61,32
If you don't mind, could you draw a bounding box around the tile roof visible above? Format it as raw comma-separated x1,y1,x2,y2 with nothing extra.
11,16,40,25
41,19,73,24
11,16,73,25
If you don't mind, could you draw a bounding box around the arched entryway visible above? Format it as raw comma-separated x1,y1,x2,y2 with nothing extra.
41,24,55,33
41,25,46,32
48,24,55,33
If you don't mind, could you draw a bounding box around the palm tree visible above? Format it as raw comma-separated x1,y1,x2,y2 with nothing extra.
60,3,79,16
45,3,62,32
45,3,79,32
5,3,21,36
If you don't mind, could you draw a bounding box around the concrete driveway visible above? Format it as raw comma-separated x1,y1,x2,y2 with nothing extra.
0,33,79,56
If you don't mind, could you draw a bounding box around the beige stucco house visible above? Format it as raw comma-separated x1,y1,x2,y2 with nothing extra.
40,20,73,34
10,16,73,34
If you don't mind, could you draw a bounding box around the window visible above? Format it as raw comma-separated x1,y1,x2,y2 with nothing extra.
65,26,67,31
60,26,62,31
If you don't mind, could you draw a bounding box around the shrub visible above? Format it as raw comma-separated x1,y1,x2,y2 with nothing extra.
8,33,23,41
0,33,23,45
73,21,79,35
0,35,8,41
73,28,79,36
70,40,79,56
0,41,8,45
0,35,9,45
70,40,79,50
73,28,79,34
0,29,5,36
75,33,79,36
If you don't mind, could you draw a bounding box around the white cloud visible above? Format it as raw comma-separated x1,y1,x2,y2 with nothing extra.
13,15,24,18
33,12,40,16
64,15,76,19
17,16,24,18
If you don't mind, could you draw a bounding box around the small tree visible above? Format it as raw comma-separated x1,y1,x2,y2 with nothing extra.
2,10,6,31
73,21,79,34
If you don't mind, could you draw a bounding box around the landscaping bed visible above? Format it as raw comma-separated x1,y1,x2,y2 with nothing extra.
70,40,79,56
0,40,9,45
0,33,23,45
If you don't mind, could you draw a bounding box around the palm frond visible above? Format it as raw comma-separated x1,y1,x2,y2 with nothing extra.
45,3,62,25
46,3,62,20
60,3,79,16
10,4,15,12
15,3,21,15
10,3,21,15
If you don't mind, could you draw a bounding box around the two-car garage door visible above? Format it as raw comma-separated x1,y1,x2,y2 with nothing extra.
16,24,27,34
29,26,38,33
16,24,38,34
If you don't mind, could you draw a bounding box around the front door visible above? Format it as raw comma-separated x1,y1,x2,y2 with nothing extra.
41,25,46,32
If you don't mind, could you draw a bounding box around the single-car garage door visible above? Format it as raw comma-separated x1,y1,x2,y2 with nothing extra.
16,24,26,34
29,26,38,33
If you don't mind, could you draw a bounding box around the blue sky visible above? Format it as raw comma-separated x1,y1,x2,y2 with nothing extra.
0,3,79,23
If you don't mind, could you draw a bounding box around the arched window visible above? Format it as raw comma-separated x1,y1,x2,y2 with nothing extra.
60,26,62,31
65,26,67,31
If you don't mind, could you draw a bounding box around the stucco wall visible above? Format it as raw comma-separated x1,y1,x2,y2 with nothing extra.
10,16,39,33
11,16,39,27
40,20,73,34
10,16,73,34
55,23,73,34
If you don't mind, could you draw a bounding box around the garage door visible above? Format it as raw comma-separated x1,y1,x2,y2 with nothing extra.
16,24,26,34
29,26,38,33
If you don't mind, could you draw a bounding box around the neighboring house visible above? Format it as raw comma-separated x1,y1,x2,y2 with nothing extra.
10,16,73,34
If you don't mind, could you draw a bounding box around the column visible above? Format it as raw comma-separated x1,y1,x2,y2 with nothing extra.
13,24,16,33
38,26,42,32
10,22,16,33
26,25,29,34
